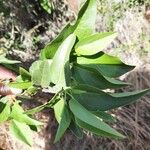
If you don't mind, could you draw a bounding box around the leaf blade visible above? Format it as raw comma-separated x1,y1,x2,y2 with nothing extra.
54,98,71,143
72,65,129,89
77,52,135,77
19,67,31,81
92,111,116,122
69,99,125,139
0,100,10,123
8,82,32,90
75,32,117,55
30,60,52,88
76,118,117,138
40,24,76,59
11,102,43,126
69,120,83,139
74,0,97,40
50,34,76,88
72,85,150,111
10,120,33,146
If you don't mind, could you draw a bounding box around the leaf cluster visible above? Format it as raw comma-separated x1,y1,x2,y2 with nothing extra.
0,0,149,146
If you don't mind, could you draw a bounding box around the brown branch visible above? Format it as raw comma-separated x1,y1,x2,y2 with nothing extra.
0,83,13,96
0,65,17,81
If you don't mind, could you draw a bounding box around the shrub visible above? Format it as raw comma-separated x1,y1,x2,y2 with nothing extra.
0,0,149,146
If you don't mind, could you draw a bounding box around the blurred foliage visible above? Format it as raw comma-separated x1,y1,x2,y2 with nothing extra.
97,0,149,31
1,0,149,64
0,1,10,16
0,0,54,55
127,0,149,6
39,0,54,14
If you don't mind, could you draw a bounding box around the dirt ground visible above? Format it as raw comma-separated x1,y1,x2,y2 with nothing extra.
0,0,150,150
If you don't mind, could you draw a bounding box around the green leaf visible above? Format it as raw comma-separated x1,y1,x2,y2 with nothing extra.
0,102,6,113
64,61,72,87
50,34,76,88
0,96,9,104
69,99,125,139
2,64,19,73
77,52,135,77
40,24,76,59
72,85,150,111
29,125,39,132
89,64,134,78
74,0,97,40
30,60,52,88
77,52,122,64
19,67,31,81
8,82,32,90
69,120,83,139
72,65,129,89
54,98,65,123
75,32,117,55
54,98,71,143
10,120,33,146
25,86,38,95
10,102,43,126
0,99,10,123
92,111,116,122
40,0,53,14
40,0,97,59
0,54,20,64
75,118,116,138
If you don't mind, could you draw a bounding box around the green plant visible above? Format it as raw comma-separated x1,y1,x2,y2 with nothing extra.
0,0,149,147
39,0,54,14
